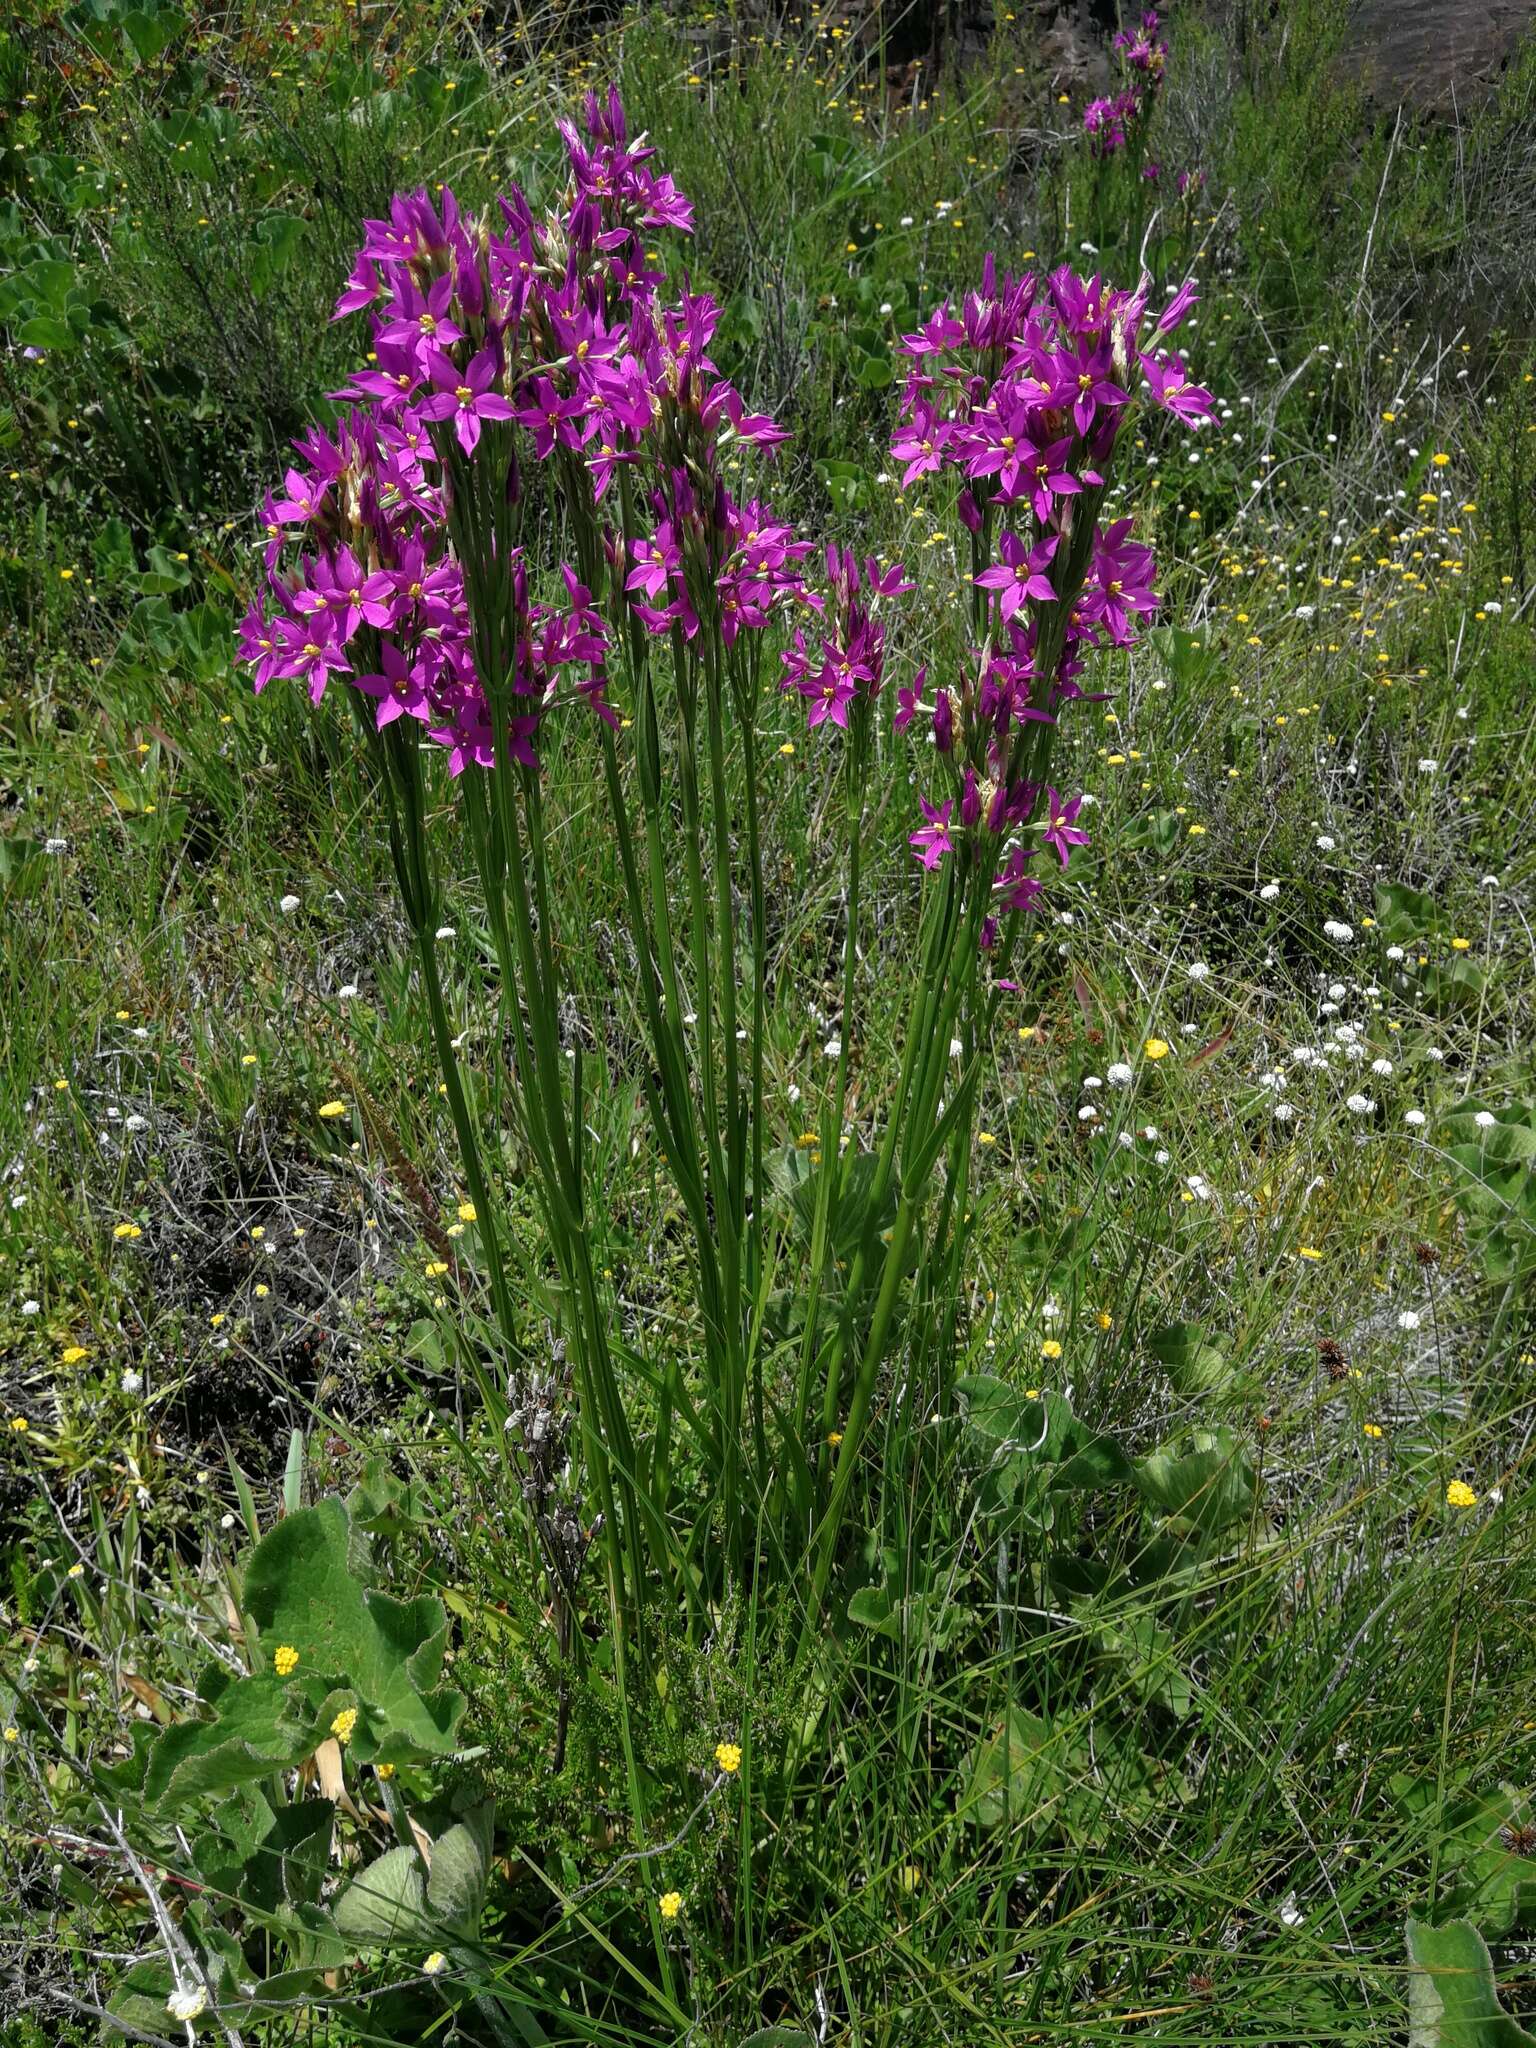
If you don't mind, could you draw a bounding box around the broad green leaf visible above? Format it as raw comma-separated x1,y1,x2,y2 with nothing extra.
962,1705,1066,1829
1137,1426,1256,1536
1406,1916,1536,2046
332,1844,429,1947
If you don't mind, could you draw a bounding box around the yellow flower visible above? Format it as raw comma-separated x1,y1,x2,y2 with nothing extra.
1096,1312,1113,1331
113,1221,142,1240
375,1762,395,1780
8,1417,28,1433
425,1261,449,1279
1363,1423,1383,1439
318,1099,348,1119
273,1644,299,1677
423,1951,448,1976
241,1053,258,1067
715,1740,742,1775
1446,1479,1477,1509
2,1726,17,1742
1040,1339,1063,1360
331,1706,359,1744
658,1890,683,1920
899,1864,922,1893
1450,937,1471,952
826,1430,843,1447
61,1346,89,1365
1431,452,1450,467
67,1562,85,1579
1298,1246,1324,1262
456,1201,477,1223
1144,1038,1170,1061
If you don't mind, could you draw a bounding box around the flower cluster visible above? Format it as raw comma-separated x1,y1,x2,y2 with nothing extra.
779,546,913,731
1083,8,1168,157
238,88,805,772
889,258,1211,931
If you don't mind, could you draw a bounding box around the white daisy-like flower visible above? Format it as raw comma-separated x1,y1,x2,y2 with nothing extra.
1186,961,1210,982
1386,945,1405,962
1417,758,1438,773
279,893,301,914
1323,920,1354,943
1107,1062,1133,1086
1474,1110,1496,1129
1371,1058,1393,1076
435,925,457,942
1273,1102,1295,1122
1396,1309,1421,1331
1259,881,1281,901
1346,1094,1375,1115
120,1370,143,1395
1404,1109,1426,1127
1315,834,1336,852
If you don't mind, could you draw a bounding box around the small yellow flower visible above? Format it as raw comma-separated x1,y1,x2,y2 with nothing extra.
826,1430,843,1446
254,1283,269,1299
115,1009,131,1021
1450,937,1471,952
8,1417,28,1433
318,1099,348,1119
715,1740,742,1775
456,1201,477,1223
423,1951,449,1976
61,1346,89,1365
1446,1479,1477,1509
54,1078,69,1090
1431,452,1450,467
779,741,795,757
1040,1339,1063,1360
331,1706,359,1744
658,1890,683,1920
113,1221,142,1240
1363,1423,1383,1439
425,1260,449,1278
210,1312,226,1328
67,1562,85,1579
2,1725,17,1742
375,1762,395,1780
1299,1246,1324,1262
273,1644,299,1677
1096,1312,1113,1331
241,1053,258,1067
1144,1038,1170,1061
977,1131,997,1146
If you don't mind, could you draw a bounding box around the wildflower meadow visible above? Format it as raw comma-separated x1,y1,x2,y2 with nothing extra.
2,3,1535,2044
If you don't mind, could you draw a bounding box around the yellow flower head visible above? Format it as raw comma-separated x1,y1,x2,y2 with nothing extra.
658,1890,683,1920
1144,1038,1170,1061
1040,1339,1063,1360
61,1346,89,1365
423,1951,449,1976
331,1706,359,1744
113,1221,143,1240
2,1726,18,1742
715,1740,742,1776
1446,1479,1477,1510
375,1761,396,1780
273,1644,299,1677
456,1201,477,1223
318,1099,348,1120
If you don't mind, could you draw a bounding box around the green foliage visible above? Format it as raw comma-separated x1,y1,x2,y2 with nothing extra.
1406,1919,1536,2047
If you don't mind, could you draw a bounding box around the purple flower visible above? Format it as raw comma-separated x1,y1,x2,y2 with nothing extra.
356,640,433,729
975,532,1058,623
1140,349,1214,424
909,797,954,871
1039,787,1090,867
419,347,514,455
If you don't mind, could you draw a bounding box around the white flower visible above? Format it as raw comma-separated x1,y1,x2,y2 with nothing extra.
167,1987,208,2022
1082,1074,1103,1090
435,925,457,942
1315,834,1336,852
1474,1110,1496,1129
279,893,301,914
1397,1309,1421,1331
1117,1131,1134,1149
1042,1299,1062,1322
1187,961,1210,982
1426,1047,1445,1062
220,1513,236,1530
1186,1174,1211,1199
1279,1894,1305,1929
125,1113,147,1132
1272,1102,1295,1122
1328,983,1347,1002
423,1952,450,1977
1294,604,1315,620
44,837,68,855
1417,758,1438,773
1404,1109,1426,1127
1154,1148,1171,1165
338,983,359,1000
1386,944,1405,962
1371,1058,1394,1076
21,1299,39,1316
1346,1094,1375,1115
1077,1104,1099,1121
120,1370,143,1395
1480,874,1500,888
1323,920,1354,943
1259,881,1281,901
823,1037,842,1059
1107,1062,1133,1086
1142,1124,1159,1140
949,1037,964,1058
787,1084,801,1105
